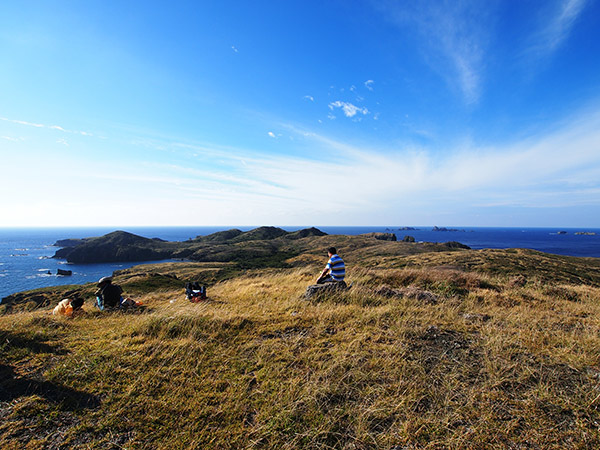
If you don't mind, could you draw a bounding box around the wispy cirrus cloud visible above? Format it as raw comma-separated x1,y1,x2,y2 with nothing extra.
377,1,588,105
4,104,600,226
241,104,600,217
0,117,93,136
364,80,374,91
377,1,494,105
1,136,24,142
527,0,588,57
182,104,600,211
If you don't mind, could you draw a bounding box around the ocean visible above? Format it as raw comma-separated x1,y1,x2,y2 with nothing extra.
1,226,599,301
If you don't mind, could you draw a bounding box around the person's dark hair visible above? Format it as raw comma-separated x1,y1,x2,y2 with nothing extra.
71,297,84,310
327,247,337,255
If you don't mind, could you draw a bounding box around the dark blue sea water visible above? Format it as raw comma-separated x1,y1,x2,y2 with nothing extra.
1,226,599,301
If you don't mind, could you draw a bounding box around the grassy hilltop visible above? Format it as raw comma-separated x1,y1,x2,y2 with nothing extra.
1,231,600,449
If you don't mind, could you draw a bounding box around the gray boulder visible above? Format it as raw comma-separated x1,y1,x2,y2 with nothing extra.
305,281,348,300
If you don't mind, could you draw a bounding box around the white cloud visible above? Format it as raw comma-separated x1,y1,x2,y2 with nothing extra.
4,106,600,227
5,118,44,128
259,106,600,217
268,131,277,138
379,1,588,104
303,95,314,102
379,1,492,105
231,45,239,53
528,0,588,56
1,117,93,136
364,80,374,91
328,101,369,118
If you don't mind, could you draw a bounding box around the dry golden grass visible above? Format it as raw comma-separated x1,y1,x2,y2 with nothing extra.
1,265,600,449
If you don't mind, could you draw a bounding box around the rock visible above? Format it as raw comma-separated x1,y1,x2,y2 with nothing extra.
361,232,397,241
426,325,439,334
53,238,88,247
508,275,527,288
374,285,438,304
585,367,600,380
575,231,597,236
432,226,465,232
444,241,470,249
57,269,72,276
401,287,438,304
463,313,491,322
557,231,567,235
374,285,402,297
305,281,348,300
402,235,415,242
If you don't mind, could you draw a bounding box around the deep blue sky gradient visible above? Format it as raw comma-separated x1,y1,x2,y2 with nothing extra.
1,0,599,226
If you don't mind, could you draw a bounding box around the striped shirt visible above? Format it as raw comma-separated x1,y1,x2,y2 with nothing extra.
326,254,346,281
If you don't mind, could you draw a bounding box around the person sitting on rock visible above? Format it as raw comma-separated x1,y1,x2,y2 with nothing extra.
316,247,346,285
53,297,84,317
95,276,124,310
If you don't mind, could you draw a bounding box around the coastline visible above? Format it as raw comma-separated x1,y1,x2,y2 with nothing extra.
2,226,600,301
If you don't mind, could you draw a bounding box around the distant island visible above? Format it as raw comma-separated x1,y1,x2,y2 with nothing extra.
432,226,466,232
575,231,597,236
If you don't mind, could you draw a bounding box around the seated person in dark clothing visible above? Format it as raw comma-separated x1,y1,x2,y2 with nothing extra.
95,276,123,309
185,282,207,301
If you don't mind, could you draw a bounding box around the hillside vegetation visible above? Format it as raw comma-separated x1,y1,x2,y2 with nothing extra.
51,227,329,264
1,234,600,449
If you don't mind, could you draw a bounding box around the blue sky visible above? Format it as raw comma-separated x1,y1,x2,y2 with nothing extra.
1,0,599,227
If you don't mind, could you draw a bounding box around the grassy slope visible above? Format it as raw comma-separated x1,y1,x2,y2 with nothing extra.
1,241,600,449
